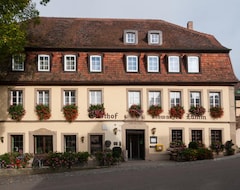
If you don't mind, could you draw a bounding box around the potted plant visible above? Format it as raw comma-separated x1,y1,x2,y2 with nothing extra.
128,104,143,118
8,104,26,121
210,141,224,155
189,105,206,117
147,104,163,117
88,104,105,118
63,104,78,122
210,106,224,118
35,104,51,120
169,105,185,119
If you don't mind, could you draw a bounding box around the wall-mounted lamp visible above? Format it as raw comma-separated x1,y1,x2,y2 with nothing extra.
113,128,118,135
81,136,84,143
0,136,4,143
151,128,156,135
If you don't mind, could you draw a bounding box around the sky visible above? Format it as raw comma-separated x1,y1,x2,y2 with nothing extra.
34,0,240,79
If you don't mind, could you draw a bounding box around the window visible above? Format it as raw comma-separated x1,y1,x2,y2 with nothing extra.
63,90,76,105
64,55,76,71
38,55,50,71
90,55,102,72
168,56,180,73
64,135,76,152
187,56,199,73
10,90,23,105
126,56,138,72
191,130,202,143
211,130,222,143
89,90,102,105
124,30,138,44
148,31,162,45
172,130,182,142
34,135,53,154
128,91,141,108
209,92,221,108
147,56,159,72
37,90,49,105
170,91,181,107
11,135,23,152
12,54,25,71
90,135,103,154
190,91,201,107
148,91,161,106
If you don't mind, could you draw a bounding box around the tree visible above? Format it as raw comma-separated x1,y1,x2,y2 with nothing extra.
0,0,49,55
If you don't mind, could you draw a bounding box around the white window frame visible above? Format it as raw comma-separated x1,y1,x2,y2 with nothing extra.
147,56,159,72
38,55,50,71
170,91,181,107
209,92,221,108
90,55,102,72
89,90,102,105
37,90,49,105
12,54,25,71
124,30,138,44
187,56,199,73
10,90,23,105
128,91,141,108
148,31,162,45
126,56,138,72
148,91,161,106
63,90,76,105
190,91,201,107
64,55,76,71
168,56,180,73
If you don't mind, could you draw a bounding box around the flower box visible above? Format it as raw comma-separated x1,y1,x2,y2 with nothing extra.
88,104,105,118
210,106,223,118
169,105,185,119
189,106,206,117
8,104,26,121
35,104,51,120
147,105,163,117
128,104,143,118
63,104,78,122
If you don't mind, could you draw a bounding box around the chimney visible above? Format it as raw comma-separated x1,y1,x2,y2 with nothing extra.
187,21,193,30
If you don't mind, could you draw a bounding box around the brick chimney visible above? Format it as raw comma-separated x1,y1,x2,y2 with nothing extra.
187,21,193,30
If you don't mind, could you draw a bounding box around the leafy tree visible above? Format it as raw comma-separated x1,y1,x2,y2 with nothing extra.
0,0,49,55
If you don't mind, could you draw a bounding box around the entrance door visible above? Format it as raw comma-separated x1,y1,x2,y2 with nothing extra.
34,135,53,154
126,130,145,160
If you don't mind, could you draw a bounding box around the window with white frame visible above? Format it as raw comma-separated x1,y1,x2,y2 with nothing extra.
89,90,102,105
90,55,102,72
126,56,138,72
63,90,76,105
190,91,201,107
37,90,49,105
148,91,161,106
38,55,50,71
10,90,23,105
148,31,162,45
128,91,141,108
170,91,181,107
11,135,23,152
147,56,159,72
168,56,180,73
12,54,25,71
64,55,76,71
124,30,138,44
209,92,221,108
187,56,199,73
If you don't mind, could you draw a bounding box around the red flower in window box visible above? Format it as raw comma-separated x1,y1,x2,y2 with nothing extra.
169,105,185,119
189,106,206,117
128,104,143,118
147,105,163,117
88,104,105,118
210,106,223,119
35,104,51,120
63,104,78,122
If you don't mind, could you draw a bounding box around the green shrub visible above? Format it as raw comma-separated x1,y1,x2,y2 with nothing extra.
224,140,235,156
0,152,33,168
95,150,117,166
180,148,198,161
188,142,199,149
197,148,213,160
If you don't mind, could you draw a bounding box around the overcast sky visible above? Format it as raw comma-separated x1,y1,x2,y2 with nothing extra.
34,0,240,79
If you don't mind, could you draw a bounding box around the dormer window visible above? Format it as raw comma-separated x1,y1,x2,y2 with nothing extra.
126,55,138,72
168,56,180,73
148,31,162,45
187,56,200,73
147,56,159,72
90,55,102,72
124,30,138,44
64,55,76,71
12,54,25,71
38,55,50,71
